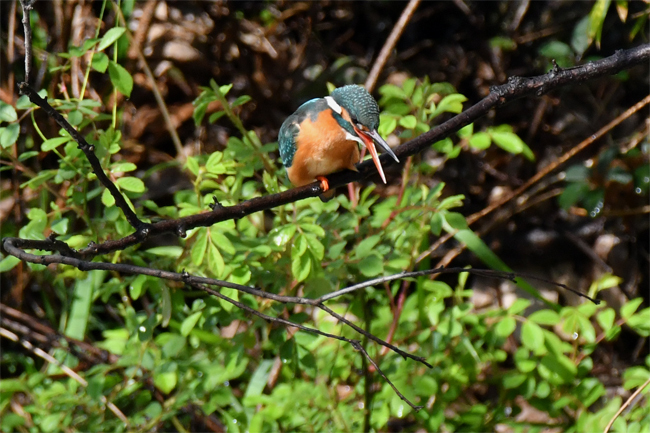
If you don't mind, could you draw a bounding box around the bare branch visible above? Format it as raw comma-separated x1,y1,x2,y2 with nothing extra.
17,84,149,233
19,0,35,84
365,0,421,93
187,281,426,411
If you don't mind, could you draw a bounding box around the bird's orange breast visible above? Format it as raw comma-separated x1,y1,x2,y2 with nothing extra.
286,109,360,186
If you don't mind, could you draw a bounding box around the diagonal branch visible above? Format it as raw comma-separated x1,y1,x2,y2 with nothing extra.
187,280,425,411
17,84,150,233
15,44,645,260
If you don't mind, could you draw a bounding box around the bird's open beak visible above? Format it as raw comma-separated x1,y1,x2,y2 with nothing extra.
355,128,400,184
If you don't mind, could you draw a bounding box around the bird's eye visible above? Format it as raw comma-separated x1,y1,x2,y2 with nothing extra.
356,123,367,131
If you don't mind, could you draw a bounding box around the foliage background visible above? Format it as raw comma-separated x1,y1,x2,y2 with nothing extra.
0,1,649,432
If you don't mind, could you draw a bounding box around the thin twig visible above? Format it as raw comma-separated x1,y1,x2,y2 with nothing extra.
19,0,35,84
187,281,425,411
0,327,129,424
603,376,650,433
10,46,648,260
416,94,650,263
2,236,433,366
365,0,421,93
316,302,432,367
17,84,149,232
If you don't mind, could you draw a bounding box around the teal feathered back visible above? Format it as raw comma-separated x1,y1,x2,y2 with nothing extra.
278,86,380,168
278,98,326,167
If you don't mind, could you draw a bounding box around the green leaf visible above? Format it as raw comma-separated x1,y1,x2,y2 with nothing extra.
489,37,517,51
0,101,18,122
596,308,615,332
458,123,473,138
101,188,115,207
0,123,19,148
378,115,397,137
433,137,453,154
108,61,133,97
146,246,183,258
191,229,208,266
116,176,145,193
356,235,381,259
92,52,109,72
490,131,524,154
438,195,465,211
358,254,383,277
621,298,643,320
66,271,105,340
431,94,467,117
503,372,527,389
379,83,407,100
68,38,99,57
0,255,21,272
589,273,622,293
443,211,468,230
291,239,311,282
303,234,324,261
571,15,591,56
185,156,200,176
208,242,225,277
129,274,147,300
402,78,416,97
180,311,202,337
528,310,560,326
161,285,172,327
41,136,71,152
623,366,650,389
565,164,590,182
494,316,516,338
539,41,573,60
398,115,417,129
110,162,137,173
206,151,224,173
521,321,545,351
210,230,235,255
18,151,39,161
50,218,69,235
98,27,126,51
209,111,226,124
558,182,590,210
508,298,532,315
469,132,491,150
243,359,274,399
627,308,650,337
540,352,577,384
154,370,177,394
589,0,612,48
232,95,252,107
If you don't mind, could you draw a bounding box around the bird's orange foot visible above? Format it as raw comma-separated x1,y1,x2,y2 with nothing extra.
316,176,330,192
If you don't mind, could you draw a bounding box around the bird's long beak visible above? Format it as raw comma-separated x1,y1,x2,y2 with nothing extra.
355,128,400,184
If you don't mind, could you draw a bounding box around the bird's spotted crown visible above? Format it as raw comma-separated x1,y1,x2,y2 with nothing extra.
331,85,380,131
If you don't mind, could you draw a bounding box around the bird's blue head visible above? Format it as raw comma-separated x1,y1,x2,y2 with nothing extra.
326,85,399,183
330,85,381,131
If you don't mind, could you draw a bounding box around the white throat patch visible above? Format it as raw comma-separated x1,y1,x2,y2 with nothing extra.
324,96,342,114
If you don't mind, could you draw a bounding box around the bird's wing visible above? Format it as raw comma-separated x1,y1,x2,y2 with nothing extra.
278,115,301,168
278,98,328,167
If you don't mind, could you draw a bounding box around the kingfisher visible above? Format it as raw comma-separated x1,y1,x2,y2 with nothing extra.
278,85,399,196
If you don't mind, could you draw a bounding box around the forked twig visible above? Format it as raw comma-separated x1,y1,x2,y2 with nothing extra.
187,281,425,411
